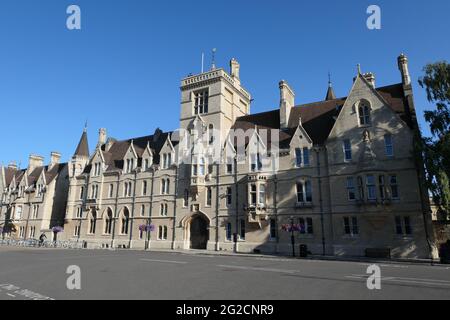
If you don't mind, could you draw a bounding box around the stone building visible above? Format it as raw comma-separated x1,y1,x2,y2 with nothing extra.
1,54,435,259
0,153,69,240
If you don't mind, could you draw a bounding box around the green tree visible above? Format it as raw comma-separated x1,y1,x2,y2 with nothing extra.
419,61,450,220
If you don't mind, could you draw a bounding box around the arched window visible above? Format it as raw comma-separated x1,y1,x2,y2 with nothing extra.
121,209,130,235
140,205,145,217
142,181,148,196
161,180,166,194
358,101,371,125
158,226,163,240
163,226,168,240
89,210,97,234
104,209,113,235
109,184,114,198
164,179,170,194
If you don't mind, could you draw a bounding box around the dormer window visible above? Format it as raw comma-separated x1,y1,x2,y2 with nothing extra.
358,100,371,126
144,158,152,171
37,184,44,197
162,153,172,169
93,163,101,176
295,148,310,167
194,89,209,115
125,159,134,173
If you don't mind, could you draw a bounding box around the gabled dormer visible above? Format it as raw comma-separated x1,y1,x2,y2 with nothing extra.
142,142,154,171
158,135,175,170
223,135,237,174
328,69,411,164
90,148,105,177
246,128,268,172
123,141,138,174
35,171,47,198
290,118,313,168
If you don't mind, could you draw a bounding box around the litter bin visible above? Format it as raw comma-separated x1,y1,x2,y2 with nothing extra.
299,244,308,258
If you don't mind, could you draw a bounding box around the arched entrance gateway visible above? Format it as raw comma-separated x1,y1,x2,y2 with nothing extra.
188,213,209,250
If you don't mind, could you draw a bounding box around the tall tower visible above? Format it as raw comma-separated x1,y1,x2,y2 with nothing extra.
179,58,252,147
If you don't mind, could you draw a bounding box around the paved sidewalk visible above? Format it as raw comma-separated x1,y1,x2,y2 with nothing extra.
147,247,445,267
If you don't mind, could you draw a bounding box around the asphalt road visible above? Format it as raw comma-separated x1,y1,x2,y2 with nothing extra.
0,247,449,300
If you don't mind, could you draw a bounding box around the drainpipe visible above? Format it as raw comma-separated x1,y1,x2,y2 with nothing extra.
315,147,326,256
24,192,32,240
145,168,155,250
274,175,279,252
171,165,179,250
234,156,239,253
128,170,138,249
215,162,220,251
110,173,120,248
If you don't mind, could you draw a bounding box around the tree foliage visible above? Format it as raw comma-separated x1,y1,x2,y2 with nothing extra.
419,61,450,220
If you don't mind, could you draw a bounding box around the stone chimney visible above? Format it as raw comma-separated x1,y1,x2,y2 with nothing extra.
230,58,240,80
398,53,411,86
28,154,44,173
49,152,61,168
98,128,107,146
279,80,295,129
363,72,376,88
7,162,18,170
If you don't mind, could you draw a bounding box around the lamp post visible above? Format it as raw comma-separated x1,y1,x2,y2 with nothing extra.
290,216,295,258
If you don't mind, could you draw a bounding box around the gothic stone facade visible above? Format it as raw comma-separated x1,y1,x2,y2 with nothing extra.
0,54,435,259
0,153,69,239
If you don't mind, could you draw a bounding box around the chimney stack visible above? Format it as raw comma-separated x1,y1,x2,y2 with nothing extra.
49,152,61,168
398,53,411,86
230,58,240,81
28,154,44,173
363,72,376,88
98,128,107,146
279,80,295,129
7,161,18,170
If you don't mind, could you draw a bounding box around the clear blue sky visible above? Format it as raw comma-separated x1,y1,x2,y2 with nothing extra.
0,0,449,167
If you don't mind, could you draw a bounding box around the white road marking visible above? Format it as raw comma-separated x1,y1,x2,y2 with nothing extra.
140,259,187,264
217,264,299,274
256,258,292,262
346,274,450,287
0,284,54,300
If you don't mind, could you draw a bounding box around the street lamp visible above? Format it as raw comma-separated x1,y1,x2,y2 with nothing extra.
290,216,295,257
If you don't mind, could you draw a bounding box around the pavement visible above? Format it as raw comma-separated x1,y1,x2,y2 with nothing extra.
0,246,449,300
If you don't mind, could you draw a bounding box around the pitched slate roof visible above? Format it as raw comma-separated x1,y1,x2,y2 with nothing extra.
74,130,89,158
89,130,176,173
232,83,409,147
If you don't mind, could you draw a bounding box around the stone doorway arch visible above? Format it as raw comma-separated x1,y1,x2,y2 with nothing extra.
186,213,210,250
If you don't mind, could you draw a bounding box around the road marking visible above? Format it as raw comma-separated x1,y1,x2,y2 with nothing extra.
256,258,293,262
346,274,450,287
217,264,299,274
140,259,187,265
